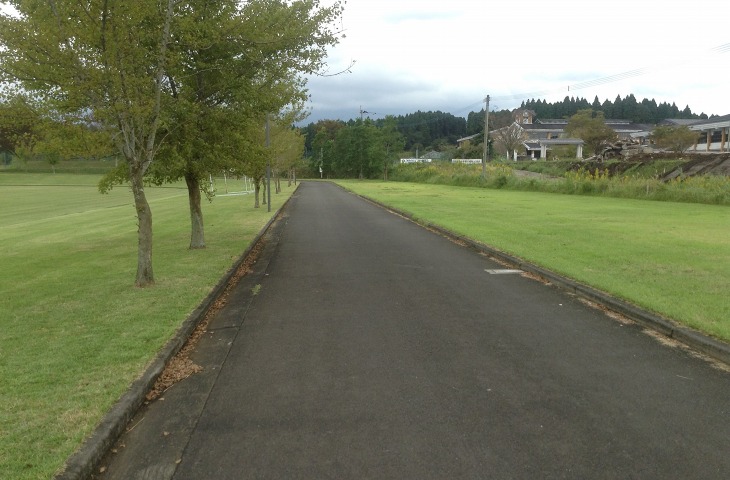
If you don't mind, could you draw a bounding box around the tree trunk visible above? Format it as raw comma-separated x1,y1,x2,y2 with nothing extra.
130,167,154,287
185,172,205,249
262,179,267,205
254,178,261,208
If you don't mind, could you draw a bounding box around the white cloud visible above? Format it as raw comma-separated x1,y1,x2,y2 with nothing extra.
304,0,730,123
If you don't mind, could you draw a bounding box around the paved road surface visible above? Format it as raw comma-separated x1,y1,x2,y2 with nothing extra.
100,181,730,479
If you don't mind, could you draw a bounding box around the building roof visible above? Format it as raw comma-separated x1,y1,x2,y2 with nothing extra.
457,133,480,143
535,119,568,125
420,150,444,159
539,138,584,145
660,119,699,126
687,114,730,131
520,123,565,132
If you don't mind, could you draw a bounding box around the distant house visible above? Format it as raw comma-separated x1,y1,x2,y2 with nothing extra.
688,114,730,152
630,115,730,152
491,110,645,159
490,112,580,159
458,108,705,159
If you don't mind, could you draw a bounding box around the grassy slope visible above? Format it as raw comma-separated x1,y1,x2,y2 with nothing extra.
0,174,291,479
337,180,730,342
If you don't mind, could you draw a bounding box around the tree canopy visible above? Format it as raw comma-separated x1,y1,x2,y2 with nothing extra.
521,95,708,124
565,109,618,156
650,125,698,153
0,0,343,285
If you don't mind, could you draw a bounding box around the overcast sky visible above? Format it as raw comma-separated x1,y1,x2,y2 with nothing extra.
302,0,730,124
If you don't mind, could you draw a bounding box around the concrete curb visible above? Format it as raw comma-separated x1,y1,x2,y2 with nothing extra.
54,186,299,480
345,185,730,367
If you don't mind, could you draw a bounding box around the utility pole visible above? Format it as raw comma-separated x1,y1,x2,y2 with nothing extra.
358,106,375,179
482,95,490,178
265,113,271,212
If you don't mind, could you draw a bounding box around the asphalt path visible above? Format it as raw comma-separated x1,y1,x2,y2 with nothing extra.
99,181,730,479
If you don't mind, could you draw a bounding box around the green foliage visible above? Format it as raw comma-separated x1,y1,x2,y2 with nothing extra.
1,0,344,284
565,109,618,156
492,123,527,159
388,110,466,150
650,125,698,153
522,94,706,123
391,162,517,189
311,118,405,179
302,110,464,155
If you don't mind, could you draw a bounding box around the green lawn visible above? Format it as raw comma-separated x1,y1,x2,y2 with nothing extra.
0,173,291,480
337,180,730,343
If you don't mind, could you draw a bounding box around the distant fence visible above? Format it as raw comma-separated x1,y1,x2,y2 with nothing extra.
400,158,432,164
214,173,255,196
452,159,482,164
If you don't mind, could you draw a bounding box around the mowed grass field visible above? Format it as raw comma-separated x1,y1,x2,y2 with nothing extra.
0,173,292,480
337,180,730,343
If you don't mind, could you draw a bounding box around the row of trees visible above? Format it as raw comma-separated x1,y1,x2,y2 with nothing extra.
0,0,343,286
308,117,404,179
521,95,708,125
301,111,468,157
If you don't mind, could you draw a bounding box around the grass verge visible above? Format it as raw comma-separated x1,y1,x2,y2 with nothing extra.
0,173,292,480
336,180,730,343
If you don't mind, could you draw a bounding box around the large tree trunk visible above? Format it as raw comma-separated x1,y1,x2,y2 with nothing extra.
185,172,205,249
253,178,261,208
130,167,154,287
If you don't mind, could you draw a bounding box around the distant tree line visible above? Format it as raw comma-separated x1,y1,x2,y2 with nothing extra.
521,94,709,125
300,94,713,175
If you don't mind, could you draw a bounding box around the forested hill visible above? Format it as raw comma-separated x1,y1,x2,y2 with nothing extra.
301,94,710,154
521,94,709,125
379,111,466,150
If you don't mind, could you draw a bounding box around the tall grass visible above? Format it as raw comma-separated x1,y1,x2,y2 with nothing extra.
0,173,292,480
389,162,730,205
